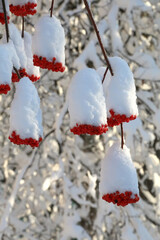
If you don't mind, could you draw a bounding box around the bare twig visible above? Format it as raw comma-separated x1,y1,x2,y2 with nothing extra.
2,0,9,42
121,123,124,149
21,16,25,38
83,0,113,76
50,0,54,17
13,67,21,80
102,67,109,83
24,129,56,176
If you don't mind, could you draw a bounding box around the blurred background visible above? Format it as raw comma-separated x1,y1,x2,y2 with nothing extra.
0,0,160,239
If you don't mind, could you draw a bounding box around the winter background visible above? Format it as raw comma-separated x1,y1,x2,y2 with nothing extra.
0,0,160,239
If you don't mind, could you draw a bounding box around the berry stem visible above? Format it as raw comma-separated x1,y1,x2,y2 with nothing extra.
102,67,108,83
121,123,124,149
21,16,25,38
83,0,113,76
50,0,54,17
13,67,21,80
2,0,9,42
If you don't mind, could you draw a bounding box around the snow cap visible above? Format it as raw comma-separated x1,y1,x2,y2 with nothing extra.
3,23,27,71
97,57,138,127
68,68,108,135
32,15,65,72
9,77,43,147
9,0,37,16
100,141,139,206
24,31,40,82
0,0,10,25
0,41,20,94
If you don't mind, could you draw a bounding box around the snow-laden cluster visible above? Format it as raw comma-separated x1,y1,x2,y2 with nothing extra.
9,0,37,16
2,23,27,82
97,57,138,127
24,31,40,82
0,0,10,24
69,57,138,135
9,77,43,148
0,41,20,94
100,141,139,206
67,60,139,206
32,15,65,72
68,68,107,135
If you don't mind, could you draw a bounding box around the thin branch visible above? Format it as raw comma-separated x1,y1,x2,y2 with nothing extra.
13,67,21,80
83,0,113,76
50,0,54,17
2,0,9,42
0,128,58,233
24,129,56,176
0,161,32,233
21,16,25,38
102,67,108,83
121,123,124,149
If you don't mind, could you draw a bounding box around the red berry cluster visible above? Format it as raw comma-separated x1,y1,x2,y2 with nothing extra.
12,72,19,83
9,131,42,148
28,74,40,82
70,124,108,135
108,109,137,127
102,191,139,207
33,55,65,72
12,69,39,83
0,13,9,25
12,68,27,82
0,84,11,94
9,2,37,16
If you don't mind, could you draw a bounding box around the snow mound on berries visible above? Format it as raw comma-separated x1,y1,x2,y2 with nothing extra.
32,15,65,64
24,31,40,81
3,23,27,69
0,41,20,85
100,141,139,196
97,57,138,118
68,68,107,128
9,77,43,140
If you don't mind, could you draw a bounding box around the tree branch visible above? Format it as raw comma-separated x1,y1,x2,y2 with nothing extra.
2,0,9,42
83,0,113,76
121,123,124,149
50,0,54,17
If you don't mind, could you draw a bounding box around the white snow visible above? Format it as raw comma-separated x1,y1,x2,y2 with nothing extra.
68,68,107,128
2,23,27,70
9,77,43,140
0,41,20,86
97,66,110,103
9,0,37,6
108,3,123,52
8,41,21,70
24,31,40,79
115,0,149,13
74,40,101,70
32,15,65,64
100,141,139,196
97,57,138,118
62,213,91,240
